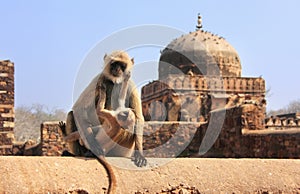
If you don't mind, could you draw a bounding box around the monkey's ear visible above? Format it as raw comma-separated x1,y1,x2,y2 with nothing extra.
131,57,134,65
103,53,108,61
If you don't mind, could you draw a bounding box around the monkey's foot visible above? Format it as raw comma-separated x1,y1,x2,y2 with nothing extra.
84,150,96,158
61,150,75,157
132,151,147,167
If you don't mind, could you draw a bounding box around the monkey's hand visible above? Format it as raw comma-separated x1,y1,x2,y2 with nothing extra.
124,71,131,81
132,151,147,167
58,121,66,135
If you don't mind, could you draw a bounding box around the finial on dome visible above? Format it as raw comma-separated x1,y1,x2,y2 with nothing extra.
196,13,202,30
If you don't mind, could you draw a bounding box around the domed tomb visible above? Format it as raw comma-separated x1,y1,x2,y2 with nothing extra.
159,21,241,79
142,15,266,125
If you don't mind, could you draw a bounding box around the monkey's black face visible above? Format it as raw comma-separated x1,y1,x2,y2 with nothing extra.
117,110,129,121
110,61,127,77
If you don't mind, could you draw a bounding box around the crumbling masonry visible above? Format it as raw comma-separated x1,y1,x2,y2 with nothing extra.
0,60,14,155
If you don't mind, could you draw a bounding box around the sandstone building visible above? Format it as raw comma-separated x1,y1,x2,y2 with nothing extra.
140,16,299,158
142,15,266,129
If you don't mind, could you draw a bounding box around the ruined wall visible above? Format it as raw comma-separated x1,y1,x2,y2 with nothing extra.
36,110,299,158
38,121,202,157
265,113,300,129
142,105,299,158
12,122,69,156
0,60,14,155
34,103,298,158
143,122,201,157
40,122,67,156
198,106,300,158
241,130,300,158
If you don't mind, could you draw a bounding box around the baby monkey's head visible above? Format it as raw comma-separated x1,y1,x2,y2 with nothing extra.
116,108,136,131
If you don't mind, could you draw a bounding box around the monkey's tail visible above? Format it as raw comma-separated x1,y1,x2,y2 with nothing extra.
97,155,117,194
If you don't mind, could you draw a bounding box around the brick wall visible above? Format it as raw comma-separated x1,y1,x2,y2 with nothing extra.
0,60,14,155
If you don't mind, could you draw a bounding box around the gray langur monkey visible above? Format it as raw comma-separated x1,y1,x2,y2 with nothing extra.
60,50,146,193
62,71,137,194
64,72,137,155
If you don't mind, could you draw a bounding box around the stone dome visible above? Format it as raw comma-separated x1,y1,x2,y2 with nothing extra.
159,28,242,79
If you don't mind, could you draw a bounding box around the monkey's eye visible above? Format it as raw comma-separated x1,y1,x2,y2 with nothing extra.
111,61,127,72
119,62,127,71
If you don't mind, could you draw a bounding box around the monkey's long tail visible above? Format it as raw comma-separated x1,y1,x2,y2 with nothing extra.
97,155,117,194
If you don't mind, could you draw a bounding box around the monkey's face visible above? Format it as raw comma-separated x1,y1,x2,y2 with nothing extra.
110,61,127,77
116,108,135,131
103,51,134,83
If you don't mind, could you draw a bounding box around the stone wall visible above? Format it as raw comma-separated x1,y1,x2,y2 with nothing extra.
241,130,300,158
38,121,203,157
33,104,299,158
11,122,69,156
35,111,299,158
40,122,67,156
143,122,201,157
142,105,299,158
0,60,14,155
265,113,300,129
197,106,300,158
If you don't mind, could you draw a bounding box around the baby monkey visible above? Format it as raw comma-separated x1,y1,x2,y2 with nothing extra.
63,107,136,155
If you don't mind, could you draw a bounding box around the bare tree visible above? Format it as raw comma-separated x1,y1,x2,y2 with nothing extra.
285,100,300,114
268,99,300,116
14,104,66,142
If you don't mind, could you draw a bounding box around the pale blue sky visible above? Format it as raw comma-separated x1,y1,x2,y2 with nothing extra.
1,1,300,111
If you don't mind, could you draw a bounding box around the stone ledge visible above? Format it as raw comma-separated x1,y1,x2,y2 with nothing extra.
243,128,300,135
0,157,299,193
